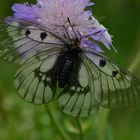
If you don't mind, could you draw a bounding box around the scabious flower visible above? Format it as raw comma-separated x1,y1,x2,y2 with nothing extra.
12,0,113,52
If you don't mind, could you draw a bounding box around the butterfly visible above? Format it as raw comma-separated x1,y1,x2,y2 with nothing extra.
0,16,140,117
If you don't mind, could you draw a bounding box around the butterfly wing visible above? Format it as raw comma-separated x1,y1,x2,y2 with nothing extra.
57,57,99,117
83,49,140,109
0,17,66,64
14,50,60,104
0,17,67,104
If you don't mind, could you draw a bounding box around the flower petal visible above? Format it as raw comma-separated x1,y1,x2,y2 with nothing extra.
91,16,112,49
12,3,39,20
81,39,103,52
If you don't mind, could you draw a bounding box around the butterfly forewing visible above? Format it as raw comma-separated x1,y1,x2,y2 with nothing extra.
5,17,67,43
0,17,65,64
83,50,140,109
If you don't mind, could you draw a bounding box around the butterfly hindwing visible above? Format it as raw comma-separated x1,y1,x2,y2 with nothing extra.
14,52,59,104
83,50,140,109
58,57,99,117
0,17,65,64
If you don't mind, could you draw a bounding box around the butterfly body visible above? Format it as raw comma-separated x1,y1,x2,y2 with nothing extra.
52,46,82,88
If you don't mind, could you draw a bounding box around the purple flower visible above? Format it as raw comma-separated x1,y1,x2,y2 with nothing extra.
12,0,114,52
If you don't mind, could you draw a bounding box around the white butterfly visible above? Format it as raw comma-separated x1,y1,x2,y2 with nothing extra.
0,17,140,117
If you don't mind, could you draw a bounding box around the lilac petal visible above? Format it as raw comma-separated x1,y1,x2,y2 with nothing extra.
90,16,113,49
91,29,106,41
81,39,103,52
92,28,112,49
12,3,39,20
81,0,95,6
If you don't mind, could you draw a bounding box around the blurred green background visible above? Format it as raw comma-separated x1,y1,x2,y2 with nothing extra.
0,0,140,140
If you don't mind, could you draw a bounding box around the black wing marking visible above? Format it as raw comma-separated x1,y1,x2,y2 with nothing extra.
0,17,66,64
83,50,140,109
58,58,99,117
14,52,59,104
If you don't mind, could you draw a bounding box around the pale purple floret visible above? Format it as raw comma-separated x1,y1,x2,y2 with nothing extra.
12,3,40,21
12,0,113,52
80,39,103,52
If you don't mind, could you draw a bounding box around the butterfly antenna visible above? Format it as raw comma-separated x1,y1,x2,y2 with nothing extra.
77,31,82,41
62,25,72,43
81,30,102,39
67,17,79,40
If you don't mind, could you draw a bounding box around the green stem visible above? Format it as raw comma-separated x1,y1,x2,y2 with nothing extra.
76,119,84,140
98,109,110,140
46,104,71,140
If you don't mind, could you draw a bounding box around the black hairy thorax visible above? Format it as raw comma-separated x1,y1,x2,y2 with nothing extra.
52,46,82,88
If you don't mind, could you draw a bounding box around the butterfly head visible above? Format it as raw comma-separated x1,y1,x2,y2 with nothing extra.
71,38,81,48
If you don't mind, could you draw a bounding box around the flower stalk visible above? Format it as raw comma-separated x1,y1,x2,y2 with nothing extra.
46,104,71,140
76,119,84,140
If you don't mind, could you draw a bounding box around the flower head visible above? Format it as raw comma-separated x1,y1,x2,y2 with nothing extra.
12,0,113,52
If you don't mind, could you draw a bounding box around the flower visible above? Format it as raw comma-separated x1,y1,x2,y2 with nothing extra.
12,0,113,52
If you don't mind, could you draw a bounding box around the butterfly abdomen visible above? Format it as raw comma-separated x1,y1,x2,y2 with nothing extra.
58,58,73,88
52,47,82,88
